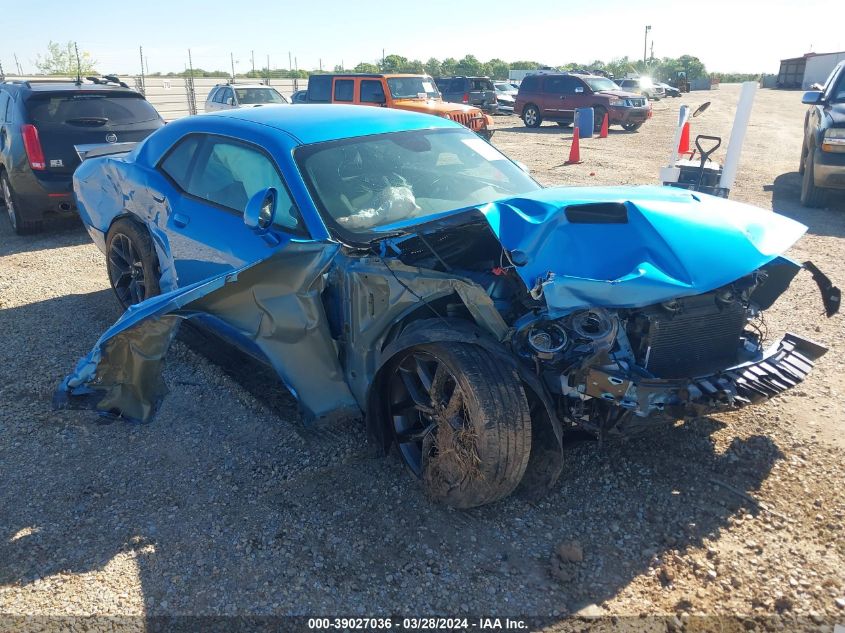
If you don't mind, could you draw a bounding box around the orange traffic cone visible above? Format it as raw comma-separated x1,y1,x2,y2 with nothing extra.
678,120,691,154
565,128,582,165
599,112,609,138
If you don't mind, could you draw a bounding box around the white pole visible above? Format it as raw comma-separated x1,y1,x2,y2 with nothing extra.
659,104,689,184
719,81,758,192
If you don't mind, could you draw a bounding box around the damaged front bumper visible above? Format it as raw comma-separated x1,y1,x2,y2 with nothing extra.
581,332,827,419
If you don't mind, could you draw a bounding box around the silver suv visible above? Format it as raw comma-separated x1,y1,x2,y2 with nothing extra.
616,77,665,100
204,83,289,112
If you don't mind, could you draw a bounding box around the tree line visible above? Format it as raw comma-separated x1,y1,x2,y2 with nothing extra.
31,42,761,83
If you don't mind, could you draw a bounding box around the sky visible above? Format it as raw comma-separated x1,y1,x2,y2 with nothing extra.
1,0,841,76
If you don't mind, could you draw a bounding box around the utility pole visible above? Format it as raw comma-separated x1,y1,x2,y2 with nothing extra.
139,46,145,95
267,54,270,83
643,25,651,65
230,52,236,80
650,41,654,62
382,48,385,68
74,42,82,83
251,50,255,75
319,58,322,72
14,53,22,75
288,51,292,71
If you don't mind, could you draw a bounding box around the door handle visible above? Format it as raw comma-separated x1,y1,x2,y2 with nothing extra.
172,213,190,228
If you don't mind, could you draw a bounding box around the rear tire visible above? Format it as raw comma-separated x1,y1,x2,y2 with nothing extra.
387,342,532,508
1,172,43,235
622,122,643,132
105,218,162,310
522,105,542,128
800,149,827,208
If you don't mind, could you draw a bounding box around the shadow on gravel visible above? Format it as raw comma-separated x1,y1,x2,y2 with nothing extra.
0,291,785,617
768,172,845,238
0,218,89,257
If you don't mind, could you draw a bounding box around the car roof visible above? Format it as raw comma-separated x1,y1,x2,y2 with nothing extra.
203,103,462,145
215,83,278,89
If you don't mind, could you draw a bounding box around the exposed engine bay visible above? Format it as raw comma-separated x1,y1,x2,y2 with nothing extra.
378,213,837,437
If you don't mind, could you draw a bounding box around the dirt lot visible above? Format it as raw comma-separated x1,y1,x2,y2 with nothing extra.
1,85,844,627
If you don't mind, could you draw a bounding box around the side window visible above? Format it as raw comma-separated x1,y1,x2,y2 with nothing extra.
561,77,582,93
164,135,306,235
0,92,9,122
334,79,354,102
520,75,538,93
828,64,845,102
544,77,566,94
160,135,203,191
360,80,385,103
207,88,218,103
449,78,466,93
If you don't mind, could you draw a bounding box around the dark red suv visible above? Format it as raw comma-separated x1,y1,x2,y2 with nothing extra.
515,73,652,131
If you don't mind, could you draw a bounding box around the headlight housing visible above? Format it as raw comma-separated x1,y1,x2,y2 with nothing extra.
822,128,845,153
608,98,624,106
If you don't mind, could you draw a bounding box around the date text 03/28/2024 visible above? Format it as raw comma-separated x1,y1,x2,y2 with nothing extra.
307,617,528,629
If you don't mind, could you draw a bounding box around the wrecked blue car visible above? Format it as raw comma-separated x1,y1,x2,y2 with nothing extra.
57,105,840,508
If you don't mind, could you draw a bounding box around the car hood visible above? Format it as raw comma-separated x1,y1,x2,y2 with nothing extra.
427,185,804,314
392,99,482,116
826,102,845,126
597,89,646,99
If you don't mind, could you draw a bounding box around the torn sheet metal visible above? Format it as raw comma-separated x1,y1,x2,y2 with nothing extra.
55,243,360,424
476,185,808,314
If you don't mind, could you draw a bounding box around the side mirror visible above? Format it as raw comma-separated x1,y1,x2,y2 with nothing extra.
226,97,235,106
244,188,277,232
802,90,823,105
574,87,584,93
692,101,711,117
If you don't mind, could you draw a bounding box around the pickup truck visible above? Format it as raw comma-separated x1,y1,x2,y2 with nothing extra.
435,76,499,114
800,60,845,207
305,73,494,139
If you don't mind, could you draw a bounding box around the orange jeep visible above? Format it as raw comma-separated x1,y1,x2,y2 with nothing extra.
305,73,494,139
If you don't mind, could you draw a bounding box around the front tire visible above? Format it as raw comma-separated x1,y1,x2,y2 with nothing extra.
522,105,542,128
105,218,162,310
622,122,643,132
1,172,42,235
387,343,531,508
800,148,827,208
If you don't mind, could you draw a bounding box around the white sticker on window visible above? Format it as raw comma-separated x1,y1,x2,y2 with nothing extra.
421,82,434,93
461,137,505,161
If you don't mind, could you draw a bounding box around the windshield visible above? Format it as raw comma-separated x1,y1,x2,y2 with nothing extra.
584,77,621,92
494,82,515,92
386,76,440,99
295,128,540,235
235,87,288,104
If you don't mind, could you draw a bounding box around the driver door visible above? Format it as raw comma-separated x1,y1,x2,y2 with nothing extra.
154,132,309,287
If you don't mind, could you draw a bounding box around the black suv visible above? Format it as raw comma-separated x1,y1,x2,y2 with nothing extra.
435,76,498,114
800,60,845,207
0,79,164,234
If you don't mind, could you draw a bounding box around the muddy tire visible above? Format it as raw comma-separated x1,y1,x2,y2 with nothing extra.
105,218,161,310
387,342,531,508
622,122,643,132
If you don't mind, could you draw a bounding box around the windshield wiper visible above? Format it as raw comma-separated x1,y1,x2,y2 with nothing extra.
65,117,109,126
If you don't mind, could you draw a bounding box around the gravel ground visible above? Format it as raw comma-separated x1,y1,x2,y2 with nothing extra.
1,85,844,627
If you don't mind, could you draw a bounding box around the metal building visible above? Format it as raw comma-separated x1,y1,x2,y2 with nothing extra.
778,51,845,89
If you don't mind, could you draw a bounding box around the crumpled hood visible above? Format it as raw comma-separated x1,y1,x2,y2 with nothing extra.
477,185,807,314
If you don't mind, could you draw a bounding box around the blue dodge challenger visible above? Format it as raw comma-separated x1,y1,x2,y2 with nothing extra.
58,104,839,507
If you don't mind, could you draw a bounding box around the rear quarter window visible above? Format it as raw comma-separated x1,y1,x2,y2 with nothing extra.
26,93,160,125
519,76,539,93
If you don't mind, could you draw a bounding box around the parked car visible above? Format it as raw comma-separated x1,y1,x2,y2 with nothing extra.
58,105,838,508
800,59,845,207
290,90,308,104
205,83,289,112
305,73,493,138
493,81,517,114
0,78,164,234
616,77,665,100
657,82,681,97
435,76,498,114
515,73,651,131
